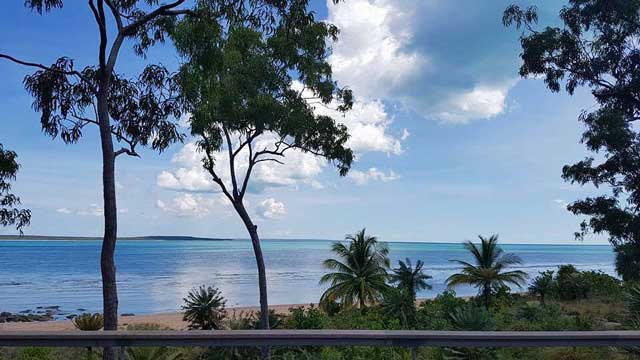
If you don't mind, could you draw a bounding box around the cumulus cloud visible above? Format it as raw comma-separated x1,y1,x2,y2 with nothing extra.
348,168,399,185
327,0,426,100
256,198,287,219
56,207,72,214
157,137,327,194
156,193,229,218
326,0,524,123
77,204,104,217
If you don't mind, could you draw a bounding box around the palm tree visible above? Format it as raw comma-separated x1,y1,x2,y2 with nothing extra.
182,285,226,330
446,235,527,308
390,258,432,300
528,270,555,305
319,228,390,309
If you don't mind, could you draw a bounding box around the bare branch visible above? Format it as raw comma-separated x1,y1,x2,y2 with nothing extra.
104,0,123,30
114,147,139,157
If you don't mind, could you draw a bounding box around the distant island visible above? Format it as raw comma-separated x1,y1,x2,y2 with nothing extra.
0,235,232,241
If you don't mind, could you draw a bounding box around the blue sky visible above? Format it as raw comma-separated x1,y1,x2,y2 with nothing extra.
0,1,608,244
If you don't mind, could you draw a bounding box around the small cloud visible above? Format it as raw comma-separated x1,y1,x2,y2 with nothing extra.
56,208,72,214
157,194,228,218
256,198,287,219
77,204,104,217
553,199,569,209
401,128,410,141
349,168,399,186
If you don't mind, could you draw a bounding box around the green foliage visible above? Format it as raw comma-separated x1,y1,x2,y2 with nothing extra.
380,287,417,328
287,305,327,329
126,347,182,360
417,290,467,330
389,258,432,300
445,306,496,360
72,313,104,331
17,348,54,360
182,285,226,330
449,306,495,331
0,144,31,232
320,229,390,309
446,235,527,308
504,1,640,280
528,270,555,304
553,265,621,301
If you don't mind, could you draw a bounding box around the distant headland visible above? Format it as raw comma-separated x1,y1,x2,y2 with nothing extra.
0,235,232,241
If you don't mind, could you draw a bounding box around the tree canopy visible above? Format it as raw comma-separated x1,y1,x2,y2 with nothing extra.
504,1,640,279
0,144,31,233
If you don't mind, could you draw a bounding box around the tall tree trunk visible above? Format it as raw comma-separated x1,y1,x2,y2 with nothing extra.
233,201,270,359
97,86,119,360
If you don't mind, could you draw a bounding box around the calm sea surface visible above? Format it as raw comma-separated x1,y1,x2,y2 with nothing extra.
0,239,615,315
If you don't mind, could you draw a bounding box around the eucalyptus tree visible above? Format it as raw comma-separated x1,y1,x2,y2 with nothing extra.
0,144,30,233
503,1,640,279
171,1,353,331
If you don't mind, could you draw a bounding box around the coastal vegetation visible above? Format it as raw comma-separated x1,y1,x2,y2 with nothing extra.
503,0,640,281
0,233,634,359
169,0,355,336
0,144,30,233
446,235,528,308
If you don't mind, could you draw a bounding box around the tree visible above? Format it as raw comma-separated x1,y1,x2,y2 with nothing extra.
446,235,527,308
171,1,353,335
182,285,226,330
0,144,31,232
389,258,432,300
503,1,640,280
1,3,304,359
528,270,555,305
380,287,417,328
320,229,390,309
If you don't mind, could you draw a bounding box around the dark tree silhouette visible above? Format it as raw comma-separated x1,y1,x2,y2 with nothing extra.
172,1,353,340
504,1,640,280
0,144,31,233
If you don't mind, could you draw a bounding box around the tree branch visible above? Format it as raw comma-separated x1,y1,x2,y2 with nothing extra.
121,0,187,36
0,54,95,92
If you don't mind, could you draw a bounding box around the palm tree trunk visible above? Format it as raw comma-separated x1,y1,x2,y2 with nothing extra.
483,284,490,309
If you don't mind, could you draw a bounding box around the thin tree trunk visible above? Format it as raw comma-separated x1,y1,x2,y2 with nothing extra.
98,86,119,360
233,201,270,359
483,284,490,309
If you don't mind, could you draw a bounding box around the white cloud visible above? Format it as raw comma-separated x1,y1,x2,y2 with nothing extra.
156,193,229,218
76,204,104,217
401,128,410,141
436,84,512,124
157,137,326,194
553,199,569,210
256,198,287,219
56,207,71,214
349,168,399,185
327,0,519,124
327,0,426,99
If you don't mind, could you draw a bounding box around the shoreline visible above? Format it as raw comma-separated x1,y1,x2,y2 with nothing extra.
0,303,319,331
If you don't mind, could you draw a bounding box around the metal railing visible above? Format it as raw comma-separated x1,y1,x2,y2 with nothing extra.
2,330,640,348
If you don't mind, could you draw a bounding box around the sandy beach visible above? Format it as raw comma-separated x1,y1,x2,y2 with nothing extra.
0,303,313,331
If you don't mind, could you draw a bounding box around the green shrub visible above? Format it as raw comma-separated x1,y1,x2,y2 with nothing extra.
287,305,327,329
182,285,226,330
17,348,54,360
72,313,104,331
556,265,589,300
126,347,181,360
380,287,417,328
417,290,466,330
529,270,555,304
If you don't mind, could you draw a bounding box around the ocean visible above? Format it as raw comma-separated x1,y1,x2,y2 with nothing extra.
0,239,615,315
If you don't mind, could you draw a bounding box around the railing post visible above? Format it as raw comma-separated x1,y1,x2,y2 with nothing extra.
411,346,417,360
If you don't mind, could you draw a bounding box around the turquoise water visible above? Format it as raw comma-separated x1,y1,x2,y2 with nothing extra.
0,239,615,315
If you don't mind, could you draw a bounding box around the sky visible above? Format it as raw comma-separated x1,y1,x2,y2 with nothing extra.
0,0,609,244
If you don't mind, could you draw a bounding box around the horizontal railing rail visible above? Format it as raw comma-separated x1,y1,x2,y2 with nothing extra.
1,330,640,348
